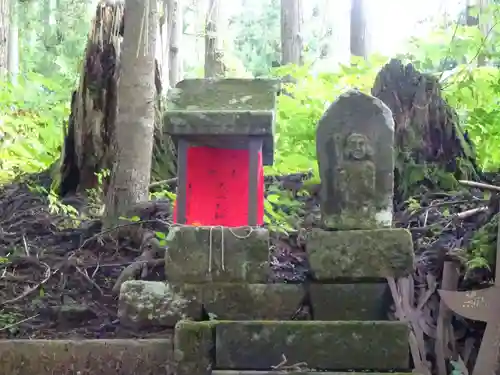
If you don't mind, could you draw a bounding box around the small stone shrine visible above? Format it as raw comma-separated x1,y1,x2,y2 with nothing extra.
116,86,416,375
164,78,279,227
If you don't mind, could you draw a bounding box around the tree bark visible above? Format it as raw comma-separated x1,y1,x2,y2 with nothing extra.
104,0,158,224
158,0,170,91
168,0,182,85
7,0,17,84
350,0,367,59
204,0,224,78
57,1,177,199
280,0,302,66
0,0,9,78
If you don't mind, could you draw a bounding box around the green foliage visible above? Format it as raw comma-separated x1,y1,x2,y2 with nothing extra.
0,74,71,183
265,56,387,176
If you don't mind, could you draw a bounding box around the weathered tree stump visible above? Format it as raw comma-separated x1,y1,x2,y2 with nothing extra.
57,1,176,198
372,59,482,204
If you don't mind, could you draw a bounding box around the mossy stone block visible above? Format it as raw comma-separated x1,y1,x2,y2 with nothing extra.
212,372,413,375
307,228,414,280
0,339,173,375
202,283,304,320
215,321,409,371
165,226,270,283
118,280,202,329
213,372,412,375
310,283,389,320
174,321,215,375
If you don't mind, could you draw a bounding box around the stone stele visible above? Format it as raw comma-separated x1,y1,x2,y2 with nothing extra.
316,89,395,229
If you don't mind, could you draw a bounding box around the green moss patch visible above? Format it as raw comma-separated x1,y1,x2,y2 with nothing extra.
212,371,413,375
165,226,270,283
174,321,216,375
306,228,414,280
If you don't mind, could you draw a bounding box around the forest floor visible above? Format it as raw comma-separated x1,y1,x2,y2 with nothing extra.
0,172,310,339
0,170,495,340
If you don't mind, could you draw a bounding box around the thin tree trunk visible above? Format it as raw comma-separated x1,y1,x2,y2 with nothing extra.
0,0,9,78
7,0,17,84
204,0,224,78
168,0,182,85
159,0,169,90
280,0,302,65
104,0,158,225
477,0,490,66
350,0,367,59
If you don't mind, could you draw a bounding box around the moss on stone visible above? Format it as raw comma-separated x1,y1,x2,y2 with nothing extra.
0,339,173,375
310,283,389,320
323,211,381,230
165,227,270,283
215,321,409,371
306,228,414,280
191,283,304,320
118,281,203,329
212,371,412,375
174,321,216,375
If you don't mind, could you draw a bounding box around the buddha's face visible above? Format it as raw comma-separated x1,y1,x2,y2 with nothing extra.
345,133,368,160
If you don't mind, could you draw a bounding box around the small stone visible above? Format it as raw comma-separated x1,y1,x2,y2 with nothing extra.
165,226,270,283
306,228,414,279
174,321,214,375
118,280,202,329
199,283,304,320
215,321,410,371
316,89,395,229
310,284,389,320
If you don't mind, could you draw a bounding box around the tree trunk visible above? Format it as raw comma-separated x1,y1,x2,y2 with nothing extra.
168,0,182,85
0,0,9,78
477,0,490,66
57,1,177,199
371,59,482,205
159,0,170,90
7,0,17,84
350,0,367,59
204,0,224,78
280,0,302,66
104,0,157,224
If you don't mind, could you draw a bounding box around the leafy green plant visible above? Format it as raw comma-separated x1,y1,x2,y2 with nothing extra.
0,74,70,182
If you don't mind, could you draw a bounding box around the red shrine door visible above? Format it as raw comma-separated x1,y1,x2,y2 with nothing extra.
173,142,265,227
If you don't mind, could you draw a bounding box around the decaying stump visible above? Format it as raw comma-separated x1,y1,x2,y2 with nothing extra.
58,1,177,198
372,59,483,204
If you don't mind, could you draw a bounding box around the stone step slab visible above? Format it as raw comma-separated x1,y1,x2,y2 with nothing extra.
0,339,173,375
213,371,413,375
165,226,270,283
119,281,393,327
309,283,390,320
306,228,414,280
215,321,410,371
